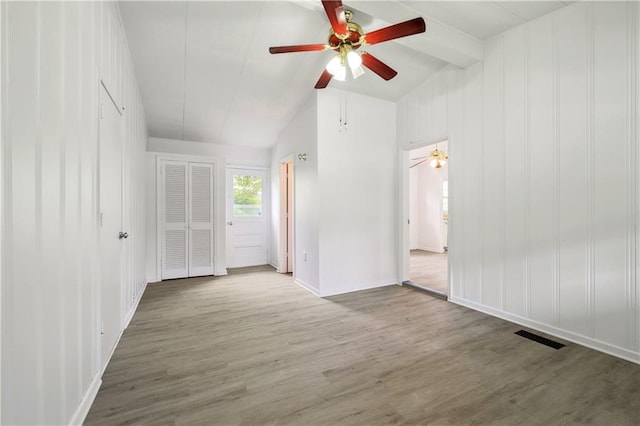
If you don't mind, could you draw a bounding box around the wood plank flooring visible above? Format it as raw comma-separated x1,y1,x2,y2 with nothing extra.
410,250,448,293
85,266,639,425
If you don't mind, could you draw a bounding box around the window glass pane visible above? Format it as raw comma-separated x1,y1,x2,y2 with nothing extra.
233,175,262,217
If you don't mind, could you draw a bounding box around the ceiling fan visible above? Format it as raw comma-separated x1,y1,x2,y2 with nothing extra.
410,147,448,169
268,0,426,89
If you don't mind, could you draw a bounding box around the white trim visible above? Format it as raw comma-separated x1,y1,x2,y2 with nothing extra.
294,279,320,297
278,153,295,275
320,282,399,298
225,167,270,269
449,296,640,364
227,164,269,172
69,373,102,426
399,139,452,296
123,280,147,329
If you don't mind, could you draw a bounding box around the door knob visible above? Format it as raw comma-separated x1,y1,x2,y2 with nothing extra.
119,232,129,239
227,221,233,226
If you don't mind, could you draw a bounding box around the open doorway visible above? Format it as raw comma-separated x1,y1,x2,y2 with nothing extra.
278,159,294,274
404,141,449,298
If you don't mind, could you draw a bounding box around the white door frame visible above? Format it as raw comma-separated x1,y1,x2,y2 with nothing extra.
278,153,295,273
398,137,451,295
98,81,124,371
226,165,269,268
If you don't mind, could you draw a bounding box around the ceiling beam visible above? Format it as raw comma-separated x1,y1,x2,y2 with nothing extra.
349,0,484,68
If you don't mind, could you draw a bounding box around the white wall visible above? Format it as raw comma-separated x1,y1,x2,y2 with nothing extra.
146,137,271,282
398,2,639,363
270,95,320,293
1,2,148,424
317,89,397,296
270,89,397,297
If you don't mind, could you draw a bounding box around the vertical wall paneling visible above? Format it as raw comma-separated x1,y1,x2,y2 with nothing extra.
481,37,504,309
556,5,589,336
398,2,639,363
629,1,640,353
503,26,527,317
527,15,555,325
2,2,148,424
462,63,483,302
592,2,628,348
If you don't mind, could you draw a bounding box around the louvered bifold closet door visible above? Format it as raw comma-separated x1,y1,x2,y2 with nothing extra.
161,161,189,279
188,163,214,276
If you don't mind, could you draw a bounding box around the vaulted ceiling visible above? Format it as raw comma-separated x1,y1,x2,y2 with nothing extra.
119,1,571,149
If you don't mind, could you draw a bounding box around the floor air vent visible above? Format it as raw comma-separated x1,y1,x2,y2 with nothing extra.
515,330,565,350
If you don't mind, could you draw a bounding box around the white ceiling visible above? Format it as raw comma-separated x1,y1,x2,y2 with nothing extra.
118,0,571,149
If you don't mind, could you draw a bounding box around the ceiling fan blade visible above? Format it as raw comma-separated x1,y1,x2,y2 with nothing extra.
410,158,430,168
322,0,348,36
363,17,426,45
269,44,328,54
314,69,333,89
361,53,398,81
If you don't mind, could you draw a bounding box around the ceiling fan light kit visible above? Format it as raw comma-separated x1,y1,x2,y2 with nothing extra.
429,148,448,169
268,0,426,89
409,146,449,169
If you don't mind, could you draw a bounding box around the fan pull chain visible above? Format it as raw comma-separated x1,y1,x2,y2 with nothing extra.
339,90,348,132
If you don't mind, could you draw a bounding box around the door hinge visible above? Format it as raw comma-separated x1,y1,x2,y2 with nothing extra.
99,212,104,227
99,103,104,119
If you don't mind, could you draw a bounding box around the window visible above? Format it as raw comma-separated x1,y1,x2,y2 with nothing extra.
233,174,263,217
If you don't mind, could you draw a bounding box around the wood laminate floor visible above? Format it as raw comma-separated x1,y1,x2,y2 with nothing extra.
86,267,639,425
410,250,448,294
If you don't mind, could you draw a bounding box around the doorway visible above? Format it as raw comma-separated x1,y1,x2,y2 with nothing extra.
99,83,124,369
403,141,449,298
226,168,268,268
279,159,294,274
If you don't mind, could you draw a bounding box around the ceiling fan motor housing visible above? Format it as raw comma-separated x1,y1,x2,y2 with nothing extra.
328,14,364,50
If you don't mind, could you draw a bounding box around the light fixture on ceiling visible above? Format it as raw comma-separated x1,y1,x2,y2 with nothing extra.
325,44,365,81
429,147,448,168
409,145,449,169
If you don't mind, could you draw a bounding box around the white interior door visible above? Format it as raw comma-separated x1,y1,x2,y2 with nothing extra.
99,83,123,368
161,160,188,279
227,168,267,268
188,163,214,277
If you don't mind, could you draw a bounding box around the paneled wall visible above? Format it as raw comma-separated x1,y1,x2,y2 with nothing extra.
398,2,639,363
1,2,148,424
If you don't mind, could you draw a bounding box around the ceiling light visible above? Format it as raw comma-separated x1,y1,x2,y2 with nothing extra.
429,147,448,169
326,55,343,76
350,64,365,79
333,64,347,81
326,44,366,83
346,50,362,69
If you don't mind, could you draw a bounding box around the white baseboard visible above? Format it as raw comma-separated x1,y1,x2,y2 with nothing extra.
124,280,148,329
320,281,398,297
215,268,228,276
449,296,640,365
69,373,102,426
294,278,320,296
